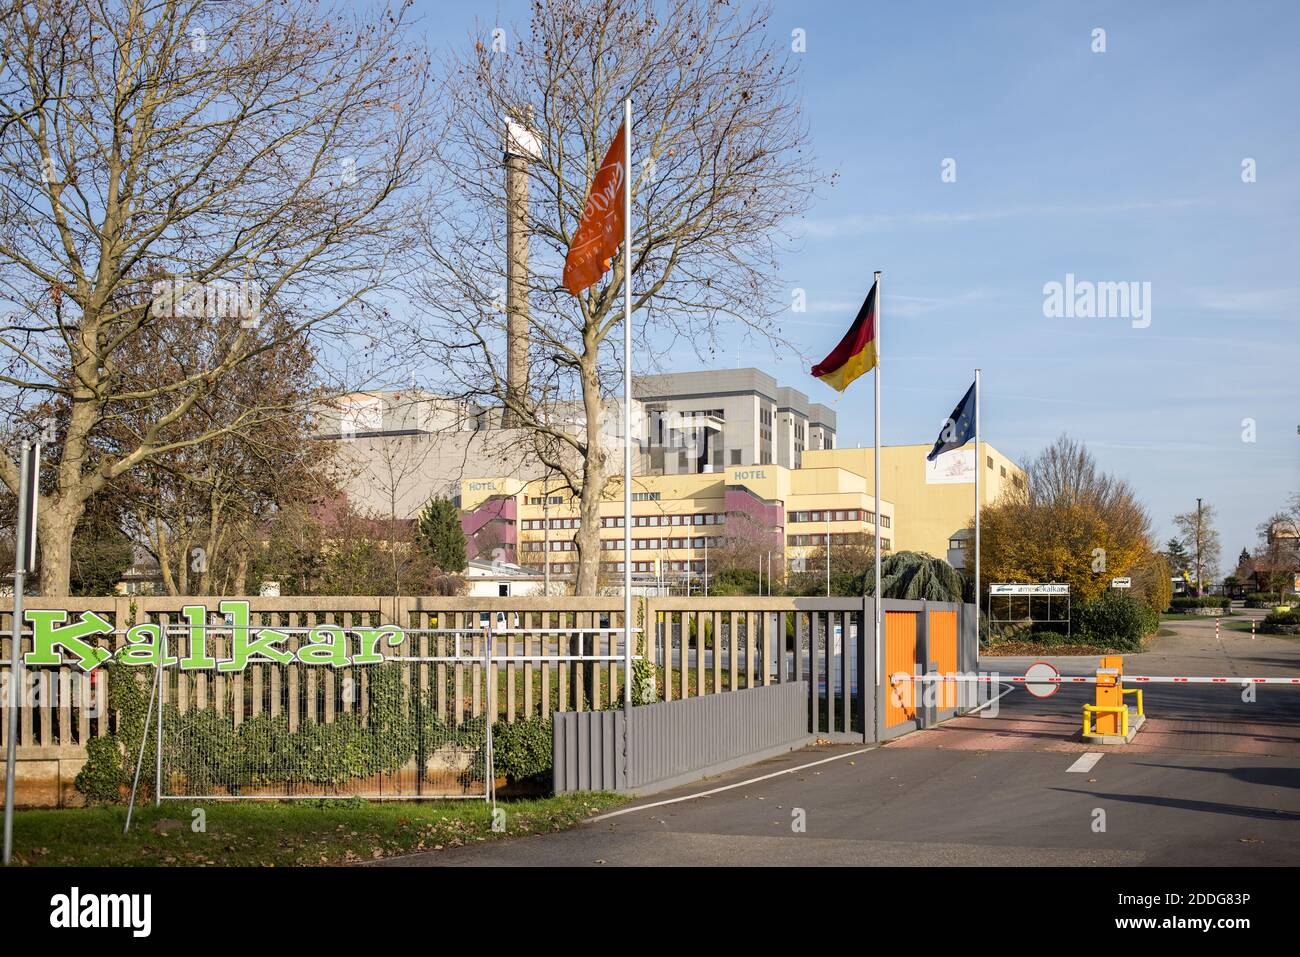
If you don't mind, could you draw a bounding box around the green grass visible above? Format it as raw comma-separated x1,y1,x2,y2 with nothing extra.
1161,611,1235,620
1221,618,1259,633
9,792,625,867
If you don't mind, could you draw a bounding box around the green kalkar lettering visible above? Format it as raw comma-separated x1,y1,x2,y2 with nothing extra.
298,624,350,666
23,610,113,672
118,623,179,667
217,600,293,672
352,627,405,665
180,605,216,670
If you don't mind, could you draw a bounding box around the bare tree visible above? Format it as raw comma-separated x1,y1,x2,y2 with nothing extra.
412,0,818,594
0,0,436,594
1173,501,1221,595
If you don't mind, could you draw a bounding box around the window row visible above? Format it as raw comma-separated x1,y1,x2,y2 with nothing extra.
786,533,893,550
521,540,577,552
787,532,873,547
525,495,565,505
521,517,580,530
601,536,721,550
786,509,890,528
599,512,726,528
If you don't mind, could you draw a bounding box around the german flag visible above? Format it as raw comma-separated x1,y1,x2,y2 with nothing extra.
811,279,877,392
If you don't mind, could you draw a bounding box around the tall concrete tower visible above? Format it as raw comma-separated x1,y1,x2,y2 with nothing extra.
503,117,540,428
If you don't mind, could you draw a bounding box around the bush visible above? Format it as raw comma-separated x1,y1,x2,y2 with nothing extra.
1169,596,1230,611
1260,609,1300,636
74,736,124,804
1078,591,1157,651
492,717,553,783
1245,592,1281,608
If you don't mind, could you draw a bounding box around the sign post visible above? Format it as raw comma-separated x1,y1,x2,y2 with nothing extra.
4,441,40,865
1110,577,1132,589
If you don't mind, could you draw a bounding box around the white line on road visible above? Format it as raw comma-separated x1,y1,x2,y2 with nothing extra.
587,747,875,823
1067,752,1104,774
962,682,1015,715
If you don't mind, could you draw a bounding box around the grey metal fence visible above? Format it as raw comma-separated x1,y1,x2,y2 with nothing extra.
553,680,811,794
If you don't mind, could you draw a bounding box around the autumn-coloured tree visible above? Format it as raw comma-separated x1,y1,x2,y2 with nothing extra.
1253,508,1300,593
979,435,1155,608
95,300,338,596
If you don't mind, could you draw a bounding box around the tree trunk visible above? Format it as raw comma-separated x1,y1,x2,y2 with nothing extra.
37,502,81,597
573,453,607,596
232,551,249,596
573,347,608,596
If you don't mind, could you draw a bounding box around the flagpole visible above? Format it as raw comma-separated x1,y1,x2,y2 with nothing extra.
622,98,634,714
873,270,882,735
977,366,982,670
974,367,981,670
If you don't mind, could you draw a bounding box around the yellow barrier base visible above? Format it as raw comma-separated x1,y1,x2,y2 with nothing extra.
1081,708,1145,745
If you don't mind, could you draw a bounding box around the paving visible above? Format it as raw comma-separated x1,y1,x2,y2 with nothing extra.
373,609,1300,867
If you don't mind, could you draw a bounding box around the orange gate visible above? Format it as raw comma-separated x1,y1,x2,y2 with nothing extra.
928,610,959,710
884,610,919,727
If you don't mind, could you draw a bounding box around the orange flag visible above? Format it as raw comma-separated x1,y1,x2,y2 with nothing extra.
563,123,627,296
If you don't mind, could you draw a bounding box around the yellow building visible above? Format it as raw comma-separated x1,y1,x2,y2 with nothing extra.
460,465,896,584
801,443,1024,562
459,443,1021,585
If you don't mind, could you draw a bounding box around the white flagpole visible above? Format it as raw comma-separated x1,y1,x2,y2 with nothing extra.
622,98,634,713
873,271,882,726
974,367,981,669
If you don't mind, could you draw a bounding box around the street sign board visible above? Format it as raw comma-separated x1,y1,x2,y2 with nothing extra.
1111,577,1132,589
989,583,1069,596
17,442,39,574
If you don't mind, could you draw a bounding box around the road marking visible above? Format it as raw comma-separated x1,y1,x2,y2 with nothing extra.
587,747,875,823
1067,752,1104,774
963,682,1015,715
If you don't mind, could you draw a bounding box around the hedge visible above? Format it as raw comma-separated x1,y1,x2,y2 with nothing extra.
75,662,561,801
1078,591,1158,651
1260,609,1300,636
1169,596,1231,611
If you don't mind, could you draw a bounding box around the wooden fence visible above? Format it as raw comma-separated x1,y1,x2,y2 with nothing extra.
2,594,975,805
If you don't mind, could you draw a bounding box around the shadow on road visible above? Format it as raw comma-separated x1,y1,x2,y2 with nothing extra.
1050,786,1300,821
1128,763,1300,789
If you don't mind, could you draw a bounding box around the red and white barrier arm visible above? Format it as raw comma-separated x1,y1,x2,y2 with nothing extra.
890,673,1300,685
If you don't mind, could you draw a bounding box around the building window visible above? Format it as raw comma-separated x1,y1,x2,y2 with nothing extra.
987,456,993,469
1000,465,1007,478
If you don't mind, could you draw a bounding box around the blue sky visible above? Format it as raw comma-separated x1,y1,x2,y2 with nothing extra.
426,0,1299,567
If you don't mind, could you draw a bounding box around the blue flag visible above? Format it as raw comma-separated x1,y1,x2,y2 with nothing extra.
926,382,976,461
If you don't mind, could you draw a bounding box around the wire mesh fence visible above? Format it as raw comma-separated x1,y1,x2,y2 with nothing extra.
160,663,490,801
156,630,494,801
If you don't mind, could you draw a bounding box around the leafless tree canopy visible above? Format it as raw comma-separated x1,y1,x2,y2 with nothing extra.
413,0,819,593
0,0,437,593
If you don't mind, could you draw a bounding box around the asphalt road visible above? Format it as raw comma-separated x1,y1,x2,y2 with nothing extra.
373,610,1300,867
